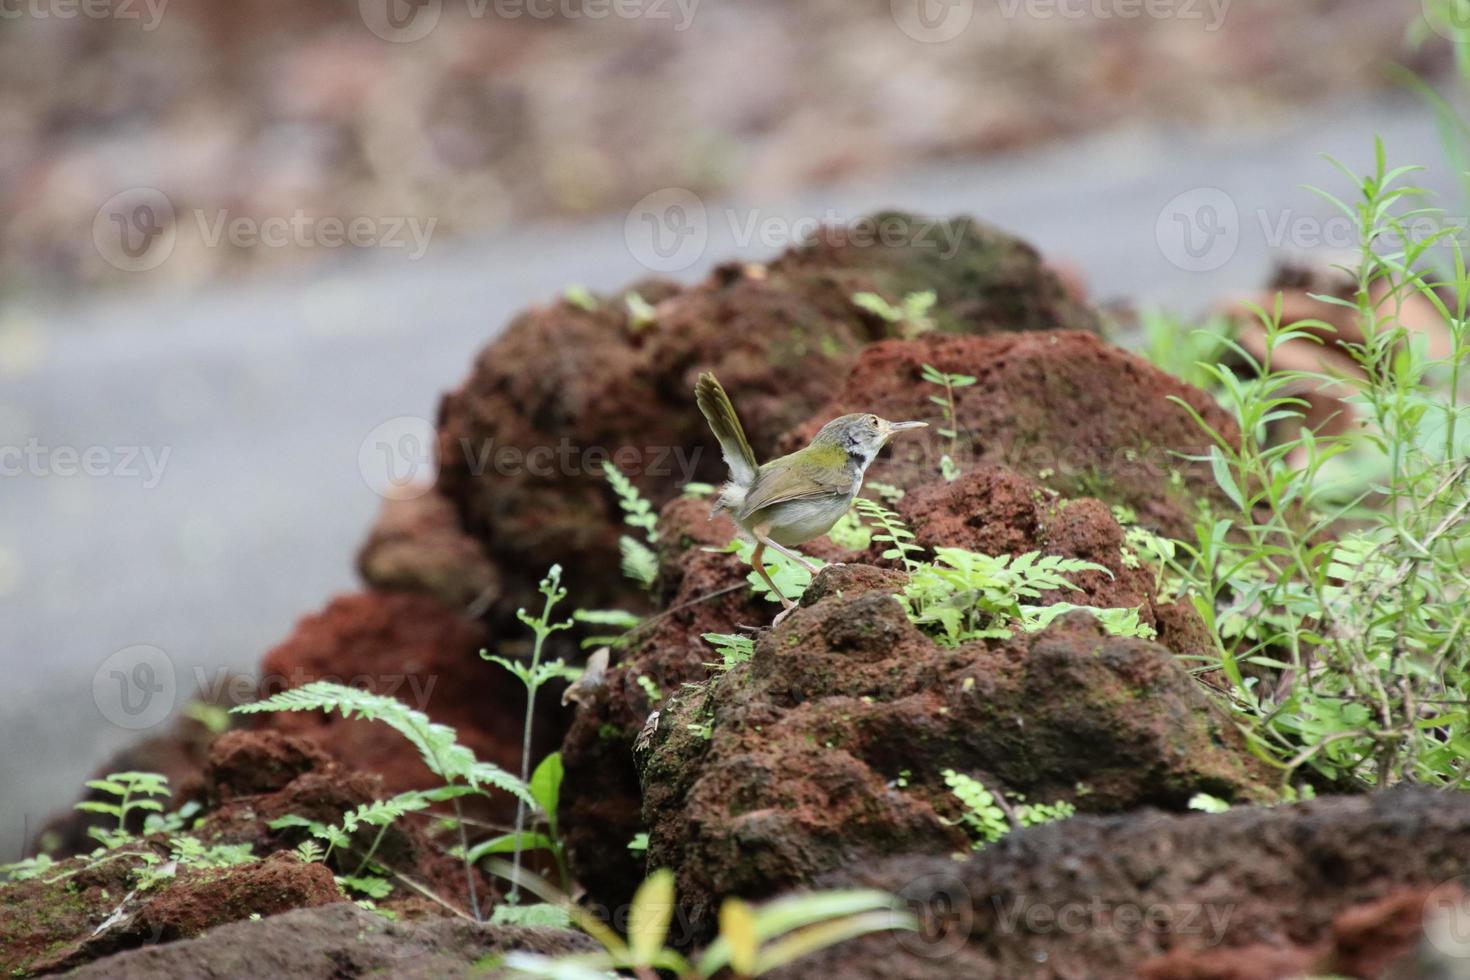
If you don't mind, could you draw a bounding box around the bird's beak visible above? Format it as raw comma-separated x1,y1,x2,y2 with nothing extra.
882,420,928,441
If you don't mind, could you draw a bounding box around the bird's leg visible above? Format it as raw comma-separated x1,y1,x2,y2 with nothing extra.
760,536,824,574
749,538,796,615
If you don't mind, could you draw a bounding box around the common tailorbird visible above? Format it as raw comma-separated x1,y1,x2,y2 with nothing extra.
695,372,927,622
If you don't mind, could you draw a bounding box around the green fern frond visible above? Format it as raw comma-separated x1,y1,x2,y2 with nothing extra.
233,682,531,805
620,536,659,588
604,461,659,543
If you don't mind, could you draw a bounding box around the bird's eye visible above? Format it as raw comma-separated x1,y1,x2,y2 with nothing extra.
868,415,879,428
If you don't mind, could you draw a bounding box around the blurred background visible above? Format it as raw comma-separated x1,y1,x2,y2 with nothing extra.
1,0,1464,858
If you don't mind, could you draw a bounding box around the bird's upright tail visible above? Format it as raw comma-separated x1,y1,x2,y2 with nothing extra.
695,373,758,500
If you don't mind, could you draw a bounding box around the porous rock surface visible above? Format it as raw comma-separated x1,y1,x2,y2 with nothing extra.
782,330,1239,539
633,565,1273,939
559,329,1245,915
61,902,595,980
770,790,1470,980
432,214,1100,623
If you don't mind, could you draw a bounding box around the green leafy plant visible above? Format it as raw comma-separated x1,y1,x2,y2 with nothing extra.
625,291,658,331
605,461,660,588
1137,309,1234,391
825,509,873,551
1013,798,1078,827
480,566,576,904
1188,793,1232,814
564,284,599,311
574,608,643,650
493,865,914,979
726,539,822,605
941,770,1009,845
851,497,923,573
942,770,1074,849
271,787,476,900
1,772,258,897
73,771,171,847
702,632,754,670
636,675,664,702
1152,143,1470,789
465,753,572,923
851,290,937,338
896,548,1114,645
235,681,531,918
920,362,977,480
1022,602,1157,639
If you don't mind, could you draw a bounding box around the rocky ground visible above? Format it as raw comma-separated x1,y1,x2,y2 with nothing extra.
6,213,1469,978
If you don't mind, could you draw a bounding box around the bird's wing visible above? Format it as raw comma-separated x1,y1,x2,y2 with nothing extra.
695,373,758,488
738,455,855,520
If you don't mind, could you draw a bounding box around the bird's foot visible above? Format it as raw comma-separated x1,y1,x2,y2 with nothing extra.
771,604,798,627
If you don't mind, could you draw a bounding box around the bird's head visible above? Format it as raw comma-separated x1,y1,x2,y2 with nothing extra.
812,412,928,467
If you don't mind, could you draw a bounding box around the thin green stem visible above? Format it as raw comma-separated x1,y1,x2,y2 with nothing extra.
508,586,557,904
